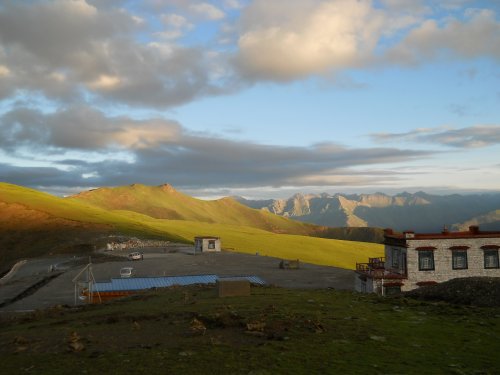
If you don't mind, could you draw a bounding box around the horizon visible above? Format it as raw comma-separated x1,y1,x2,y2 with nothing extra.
8,181,500,201
0,1,499,198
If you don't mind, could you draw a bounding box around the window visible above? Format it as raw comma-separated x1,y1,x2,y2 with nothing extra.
391,248,400,268
418,250,435,271
484,250,499,269
208,240,216,249
452,250,468,270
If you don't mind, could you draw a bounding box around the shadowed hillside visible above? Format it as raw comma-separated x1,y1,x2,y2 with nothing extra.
0,183,186,269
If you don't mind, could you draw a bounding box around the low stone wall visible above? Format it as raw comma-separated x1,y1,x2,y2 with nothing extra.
106,239,171,251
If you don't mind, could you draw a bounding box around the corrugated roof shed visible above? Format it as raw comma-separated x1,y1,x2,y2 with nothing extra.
93,274,265,292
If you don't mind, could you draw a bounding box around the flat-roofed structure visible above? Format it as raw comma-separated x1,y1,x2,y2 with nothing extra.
355,226,500,295
194,236,221,253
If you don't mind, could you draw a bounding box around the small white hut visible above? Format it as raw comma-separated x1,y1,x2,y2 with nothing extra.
194,236,221,253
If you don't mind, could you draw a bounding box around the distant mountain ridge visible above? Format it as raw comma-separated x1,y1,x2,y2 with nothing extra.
235,192,500,232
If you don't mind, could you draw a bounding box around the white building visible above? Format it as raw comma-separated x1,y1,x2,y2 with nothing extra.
194,236,221,253
355,226,500,295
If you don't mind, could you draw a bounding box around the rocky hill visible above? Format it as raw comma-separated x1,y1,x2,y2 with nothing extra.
235,192,500,232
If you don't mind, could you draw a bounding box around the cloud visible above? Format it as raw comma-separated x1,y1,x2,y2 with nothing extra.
0,106,432,191
233,0,500,81
224,0,243,9
0,0,234,107
0,1,497,104
385,9,500,64
0,106,183,151
371,125,500,148
234,0,386,81
189,3,225,20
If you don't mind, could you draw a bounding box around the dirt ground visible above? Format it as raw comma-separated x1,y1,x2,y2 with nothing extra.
0,245,354,312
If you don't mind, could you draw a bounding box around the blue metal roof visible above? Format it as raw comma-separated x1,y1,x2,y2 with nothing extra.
93,274,265,292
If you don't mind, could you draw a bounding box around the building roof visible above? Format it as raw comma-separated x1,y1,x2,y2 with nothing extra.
384,226,500,245
92,274,265,292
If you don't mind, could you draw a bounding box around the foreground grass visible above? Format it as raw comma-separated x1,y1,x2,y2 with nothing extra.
1,286,498,374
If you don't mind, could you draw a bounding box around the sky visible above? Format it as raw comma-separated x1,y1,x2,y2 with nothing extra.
0,0,499,199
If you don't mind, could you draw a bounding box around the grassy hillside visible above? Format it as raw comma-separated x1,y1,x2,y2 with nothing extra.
1,285,498,374
0,183,186,268
69,184,316,235
0,183,382,270
114,210,381,269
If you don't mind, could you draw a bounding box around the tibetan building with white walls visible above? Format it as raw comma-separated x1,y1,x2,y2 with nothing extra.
355,226,500,295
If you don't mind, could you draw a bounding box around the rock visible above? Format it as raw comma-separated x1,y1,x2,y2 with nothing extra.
189,318,206,335
246,321,266,332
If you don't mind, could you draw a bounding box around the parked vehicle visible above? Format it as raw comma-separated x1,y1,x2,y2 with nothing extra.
128,252,143,261
120,267,134,278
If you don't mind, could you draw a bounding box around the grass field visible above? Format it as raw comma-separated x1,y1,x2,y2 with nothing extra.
1,285,498,374
0,183,383,270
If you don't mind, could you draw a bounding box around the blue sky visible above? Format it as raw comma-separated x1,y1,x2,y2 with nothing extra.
0,0,499,198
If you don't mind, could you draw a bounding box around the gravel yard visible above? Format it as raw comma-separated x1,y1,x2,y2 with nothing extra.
0,245,354,312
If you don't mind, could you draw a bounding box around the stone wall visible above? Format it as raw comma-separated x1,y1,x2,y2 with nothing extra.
106,238,171,251
401,237,500,291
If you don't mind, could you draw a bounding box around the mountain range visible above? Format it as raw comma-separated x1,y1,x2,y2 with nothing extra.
235,191,500,232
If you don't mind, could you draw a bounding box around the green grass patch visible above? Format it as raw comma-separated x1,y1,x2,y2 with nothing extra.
0,286,498,374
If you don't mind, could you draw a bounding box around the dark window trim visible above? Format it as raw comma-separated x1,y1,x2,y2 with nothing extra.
391,248,400,268
449,246,469,250
451,249,468,270
481,245,500,250
484,249,500,269
418,250,435,271
416,246,436,251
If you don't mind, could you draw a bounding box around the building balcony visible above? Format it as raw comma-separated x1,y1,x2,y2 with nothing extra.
355,257,406,280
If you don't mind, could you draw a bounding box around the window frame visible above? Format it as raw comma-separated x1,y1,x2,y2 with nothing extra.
483,249,500,269
418,250,435,271
391,248,400,268
452,250,468,270
208,240,216,249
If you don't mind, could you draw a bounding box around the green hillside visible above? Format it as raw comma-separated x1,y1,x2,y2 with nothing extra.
68,184,316,235
0,183,383,270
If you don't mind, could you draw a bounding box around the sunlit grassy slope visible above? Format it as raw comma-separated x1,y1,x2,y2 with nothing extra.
0,183,383,269
115,210,382,269
69,184,316,235
0,183,185,242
